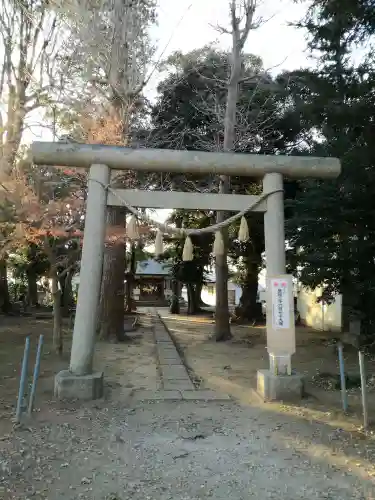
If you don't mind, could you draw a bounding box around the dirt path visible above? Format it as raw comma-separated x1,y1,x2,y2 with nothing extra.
1,313,375,498
2,397,375,499
157,308,375,417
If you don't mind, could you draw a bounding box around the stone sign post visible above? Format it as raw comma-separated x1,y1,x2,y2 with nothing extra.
257,274,300,401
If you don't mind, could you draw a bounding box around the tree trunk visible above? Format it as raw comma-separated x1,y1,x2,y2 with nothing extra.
125,241,136,313
214,92,237,339
170,217,182,315
51,273,63,355
214,4,245,341
0,258,11,314
187,283,200,315
169,279,180,314
60,271,74,317
192,284,200,313
194,282,204,308
234,244,263,322
214,173,231,339
214,234,231,339
196,281,204,305
26,269,38,307
99,206,127,341
187,283,196,315
235,274,262,323
215,1,255,339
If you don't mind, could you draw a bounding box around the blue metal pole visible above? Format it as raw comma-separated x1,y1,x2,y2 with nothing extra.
338,342,348,412
15,336,31,423
27,335,44,416
358,351,368,430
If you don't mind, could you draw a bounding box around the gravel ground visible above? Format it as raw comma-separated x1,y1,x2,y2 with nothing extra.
1,396,375,499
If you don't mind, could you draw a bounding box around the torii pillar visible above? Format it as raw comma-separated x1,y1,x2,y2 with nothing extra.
31,142,340,401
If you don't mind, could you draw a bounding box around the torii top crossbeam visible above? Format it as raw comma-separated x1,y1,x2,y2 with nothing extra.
31,142,341,178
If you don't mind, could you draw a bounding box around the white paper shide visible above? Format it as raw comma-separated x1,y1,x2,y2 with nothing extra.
270,278,290,330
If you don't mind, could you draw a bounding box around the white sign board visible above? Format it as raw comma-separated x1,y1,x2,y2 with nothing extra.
270,278,290,330
266,274,295,355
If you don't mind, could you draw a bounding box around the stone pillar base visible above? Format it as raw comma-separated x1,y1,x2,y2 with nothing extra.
54,370,104,400
257,369,304,402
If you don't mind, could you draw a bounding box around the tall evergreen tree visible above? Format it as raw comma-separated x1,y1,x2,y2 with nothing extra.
287,1,375,341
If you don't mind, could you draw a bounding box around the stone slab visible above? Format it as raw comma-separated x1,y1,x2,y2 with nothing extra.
158,350,180,359
157,349,180,357
156,338,174,344
257,369,304,402
158,357,183,366
157,347,180,356
54,370,104,400
154,328,171,335
161,365,190,380
181,390,231,401
163,380,195,391
132,390,182,401
154,328,170,336
157,344,178,352
157,352,179,360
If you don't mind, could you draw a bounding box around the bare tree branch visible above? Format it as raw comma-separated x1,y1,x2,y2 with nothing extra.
0,0,67,174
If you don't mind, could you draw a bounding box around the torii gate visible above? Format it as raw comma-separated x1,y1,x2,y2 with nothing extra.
31,142,340,401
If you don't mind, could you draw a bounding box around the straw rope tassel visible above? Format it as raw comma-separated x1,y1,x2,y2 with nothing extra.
213,231,225,256
154,229,164,256
238,216,249,242
182,236,194,261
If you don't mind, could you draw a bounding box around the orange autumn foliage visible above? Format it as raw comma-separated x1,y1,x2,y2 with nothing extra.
0,168,150,257
0,107,152,262
69,108,138,189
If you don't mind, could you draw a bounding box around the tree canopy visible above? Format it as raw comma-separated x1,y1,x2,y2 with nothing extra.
149,46,309,321
287,0,375,340
3,0,375,343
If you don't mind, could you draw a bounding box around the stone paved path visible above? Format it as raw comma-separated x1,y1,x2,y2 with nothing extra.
154,314,194,391
133,309,230,403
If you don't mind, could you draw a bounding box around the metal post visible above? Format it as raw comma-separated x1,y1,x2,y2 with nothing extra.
27,335,44,415
263,173,292,374
15,336,31,423
338,343,348,412
69,164,110,375
358,351,368,430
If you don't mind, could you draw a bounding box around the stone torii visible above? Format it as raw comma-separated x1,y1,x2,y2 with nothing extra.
31,142,341,401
